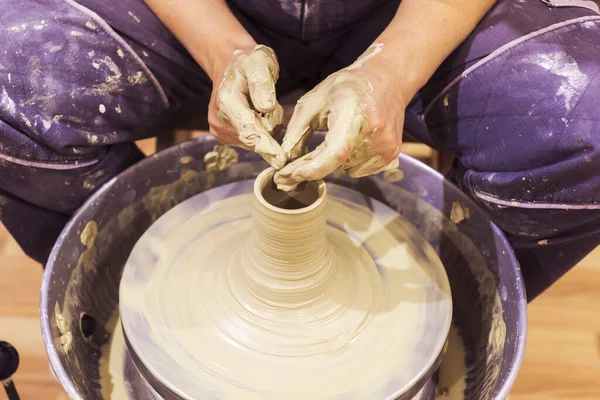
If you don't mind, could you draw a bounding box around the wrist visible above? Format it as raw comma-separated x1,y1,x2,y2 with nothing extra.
352,55,413,107
350,41,421,104
372,50,421,102
195,36,257,83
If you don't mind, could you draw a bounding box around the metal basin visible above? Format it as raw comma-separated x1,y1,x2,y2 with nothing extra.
41,133,526,399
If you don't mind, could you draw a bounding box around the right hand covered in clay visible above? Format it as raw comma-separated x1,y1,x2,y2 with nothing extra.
273,44,402,192
208,45,286,169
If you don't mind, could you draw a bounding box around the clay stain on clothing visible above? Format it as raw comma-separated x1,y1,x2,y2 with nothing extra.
128,11,141,23
524,51,589,110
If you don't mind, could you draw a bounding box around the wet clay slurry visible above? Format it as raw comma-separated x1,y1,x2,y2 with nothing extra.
119,169,452,399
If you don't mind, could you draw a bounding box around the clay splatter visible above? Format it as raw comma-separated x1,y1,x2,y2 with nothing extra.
435,325,467,399
80,220,98,249
1,87,17,115
450,201,470,225
55,303,73,354
203,145,238,174
524,51,589,110
127,71,147,85
383,169,404,183
128,11,141,23
83,170,105,190
99,311,133,399
33,20,48,30
180,156,193,164
8,24,27,33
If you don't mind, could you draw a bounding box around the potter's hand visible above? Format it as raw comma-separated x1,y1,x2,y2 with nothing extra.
209,45,286,169
274,45,402,191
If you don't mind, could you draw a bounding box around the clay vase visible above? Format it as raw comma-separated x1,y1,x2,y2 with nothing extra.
234,168,334,308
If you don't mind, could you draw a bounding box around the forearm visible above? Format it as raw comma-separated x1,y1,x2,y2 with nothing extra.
144,0,255,80
373,0,496,99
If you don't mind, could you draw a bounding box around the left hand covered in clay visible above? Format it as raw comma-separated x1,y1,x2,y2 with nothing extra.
209,45,286,169
273,45,403,191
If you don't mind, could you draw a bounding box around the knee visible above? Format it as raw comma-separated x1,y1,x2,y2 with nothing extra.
463,37,600,238
454,140,600,241
0,143,143,215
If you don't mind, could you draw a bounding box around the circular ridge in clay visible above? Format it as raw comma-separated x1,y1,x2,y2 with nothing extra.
120,170,452,399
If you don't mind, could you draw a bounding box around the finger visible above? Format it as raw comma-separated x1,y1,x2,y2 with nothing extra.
281,93,326,161
218,85,285,168
275,98,364,191
273,143,328,191
345,155,399,178
243,49,279,113
209,123,249,149
218,67,282,137
338,134,372,170
218,76,265,136
238,123,286,169
260,103,284,133
370,130,402,162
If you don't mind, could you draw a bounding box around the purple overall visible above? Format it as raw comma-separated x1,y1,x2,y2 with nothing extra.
0,0,598,300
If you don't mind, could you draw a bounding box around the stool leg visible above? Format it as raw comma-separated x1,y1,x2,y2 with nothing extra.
2,380,20,400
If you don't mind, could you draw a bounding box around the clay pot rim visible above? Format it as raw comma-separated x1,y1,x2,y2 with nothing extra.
254,168,326,215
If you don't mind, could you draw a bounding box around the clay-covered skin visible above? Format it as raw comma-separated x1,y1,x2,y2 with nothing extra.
120,170,452,399
274,44,402,191
212,45,286,169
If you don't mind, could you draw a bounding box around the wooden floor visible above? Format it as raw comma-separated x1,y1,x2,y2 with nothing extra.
0,176,598,399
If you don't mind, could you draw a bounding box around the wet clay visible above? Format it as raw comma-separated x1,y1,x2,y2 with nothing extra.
217,45,285,168
120,169,452,399
436,326,467,399
274,44,399,192
99,312,130,399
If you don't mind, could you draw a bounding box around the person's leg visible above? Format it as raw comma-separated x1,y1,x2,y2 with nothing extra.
415,2,600,301
0,0,312,264
321,0,600,300
0,0,212,263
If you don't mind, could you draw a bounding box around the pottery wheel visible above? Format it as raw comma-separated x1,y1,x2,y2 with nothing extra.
120,171,452,400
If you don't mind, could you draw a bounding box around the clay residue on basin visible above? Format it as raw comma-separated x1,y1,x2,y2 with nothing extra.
99,310,131,399
436,325,467,399
450,201,470,225
55,302,72,354
80,220,98,249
